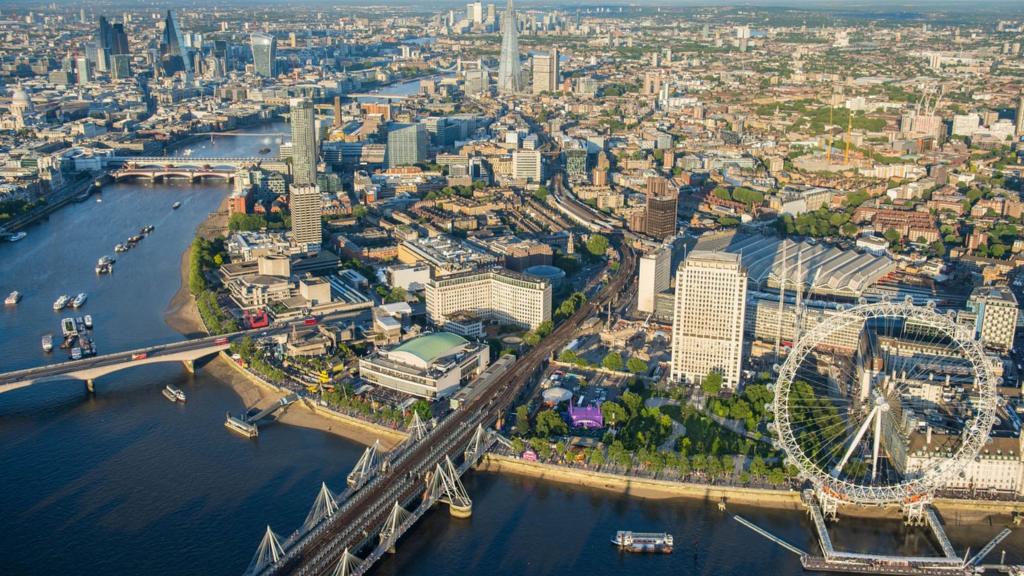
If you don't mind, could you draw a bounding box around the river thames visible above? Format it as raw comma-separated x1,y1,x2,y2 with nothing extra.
0,110,1020,575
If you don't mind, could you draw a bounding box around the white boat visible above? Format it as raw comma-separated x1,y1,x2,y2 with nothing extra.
71,293,87,308
71,347,82,360
172,201,182,210
84,314,93,329
41,334,53,353
165,385,186,402
4,291,20,305
96,197,102,203
53,294,70,310
612,531,674,554
8,231,26,242
114,243,128,253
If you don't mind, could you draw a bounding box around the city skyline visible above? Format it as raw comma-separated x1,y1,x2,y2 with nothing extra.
0,3,1023,575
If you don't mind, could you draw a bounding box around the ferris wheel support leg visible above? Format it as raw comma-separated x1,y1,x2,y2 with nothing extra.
833,406,878,477
901,498,929,527
871,409,882,482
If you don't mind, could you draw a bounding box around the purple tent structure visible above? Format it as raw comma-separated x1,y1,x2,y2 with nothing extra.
568,400,603,429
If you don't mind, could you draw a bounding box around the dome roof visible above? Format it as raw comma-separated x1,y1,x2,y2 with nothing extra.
387,332,469,370
11,85,30,105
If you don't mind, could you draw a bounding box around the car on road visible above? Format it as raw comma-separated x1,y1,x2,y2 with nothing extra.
131,352,148,360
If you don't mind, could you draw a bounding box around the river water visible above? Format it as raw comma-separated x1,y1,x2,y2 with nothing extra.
1,120,1021,575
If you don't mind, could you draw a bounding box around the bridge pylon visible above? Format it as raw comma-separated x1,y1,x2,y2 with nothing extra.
244,525,285,576
301,482,339,533
379,500,411,554
85,379,95,394
182,359,195,374
428,456,472,518
347,439,380,490
408,412,429,441
330,547,363,576
464,424,491,465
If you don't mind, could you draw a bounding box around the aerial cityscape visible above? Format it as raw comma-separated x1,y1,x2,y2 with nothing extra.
2,1,1024,575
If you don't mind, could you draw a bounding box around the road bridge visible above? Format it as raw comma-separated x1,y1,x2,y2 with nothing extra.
244,239,637,576
112,166,236,183
0,309,373,398
0,334,238,394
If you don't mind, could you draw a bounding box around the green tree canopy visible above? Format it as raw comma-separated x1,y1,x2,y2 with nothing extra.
585,234,609,256
602,351,623,371
702,372,723,396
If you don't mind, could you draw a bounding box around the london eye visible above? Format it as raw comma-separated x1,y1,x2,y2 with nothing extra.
771,299,1000,506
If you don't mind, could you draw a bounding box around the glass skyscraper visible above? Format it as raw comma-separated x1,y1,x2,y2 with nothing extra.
497,0,523,93
160,10,190,76
250,33,276,77
386,124,428,168
289,98,318,187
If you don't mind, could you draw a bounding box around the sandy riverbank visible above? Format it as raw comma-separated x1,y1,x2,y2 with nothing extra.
163,194,230,337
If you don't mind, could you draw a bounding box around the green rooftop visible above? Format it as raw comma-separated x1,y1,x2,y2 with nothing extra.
391,332,469,366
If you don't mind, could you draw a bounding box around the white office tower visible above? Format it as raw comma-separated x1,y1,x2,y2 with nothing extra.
290,184,322,252
670,251,747,390
637,246,671,314
496,0,523,94
512,149,542,182
532,48,559,94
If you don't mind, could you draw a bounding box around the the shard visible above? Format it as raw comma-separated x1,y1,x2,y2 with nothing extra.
496,0,522,94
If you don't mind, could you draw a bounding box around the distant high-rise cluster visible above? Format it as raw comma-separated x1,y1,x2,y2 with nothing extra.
497,0,522,94
93,16,129,73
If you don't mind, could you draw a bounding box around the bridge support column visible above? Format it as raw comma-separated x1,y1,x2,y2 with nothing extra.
182,359,195,374
85,379,95,394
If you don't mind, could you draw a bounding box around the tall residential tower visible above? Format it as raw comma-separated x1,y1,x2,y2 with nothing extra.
289,98,317,187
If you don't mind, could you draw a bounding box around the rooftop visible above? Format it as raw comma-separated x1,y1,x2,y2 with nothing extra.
695,231,896,298
388,332,469,369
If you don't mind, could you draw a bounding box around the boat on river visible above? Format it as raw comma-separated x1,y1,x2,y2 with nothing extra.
5,291,20,305
84,314,93,329
164,385,186,403
53,294,70,310
41,334,53,353
611,531,673,554
172,201,182,210
8,231,26,242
